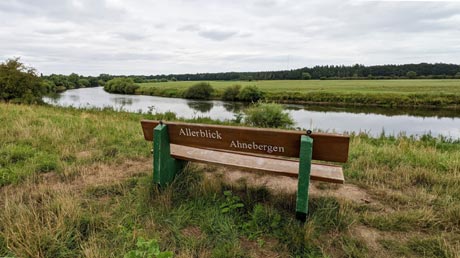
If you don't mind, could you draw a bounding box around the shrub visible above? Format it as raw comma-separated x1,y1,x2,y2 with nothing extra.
406,71,417,79
104,78,139,94
183,82,214,100
238,85,263,102
78,78,90,88
302,72,312,80
0,58,45,103
222,85,241,101
244,102,294,128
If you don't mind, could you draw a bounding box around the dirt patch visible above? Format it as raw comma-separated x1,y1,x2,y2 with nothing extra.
39,171,62,185
76,159,150,188
76,150,92,160
352,225,381,252
33,158,151,193
181,226,204,239
310,183,374,205
239,237,284,258
205,166,376,205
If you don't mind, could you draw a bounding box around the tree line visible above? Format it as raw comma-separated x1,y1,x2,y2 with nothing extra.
45,63,460,86
2,57,460,104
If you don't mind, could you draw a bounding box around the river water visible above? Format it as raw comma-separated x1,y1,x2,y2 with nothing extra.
43,87,460,138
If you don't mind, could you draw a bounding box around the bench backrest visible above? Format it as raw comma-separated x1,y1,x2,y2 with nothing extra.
141,120,349,163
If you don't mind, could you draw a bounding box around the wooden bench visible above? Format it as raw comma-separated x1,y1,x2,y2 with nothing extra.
141,120,350,221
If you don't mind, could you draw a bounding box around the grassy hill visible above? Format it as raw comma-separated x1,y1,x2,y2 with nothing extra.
0,103,459,257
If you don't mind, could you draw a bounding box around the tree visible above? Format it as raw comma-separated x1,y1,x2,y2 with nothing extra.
0,58,45,103
183,82,214,100
238,86,263,102
406,71,417,79
301,72,311,80
222,85,241,101
455,72,460,79
68,73,80,87
78,79,90,88
104,78,139,94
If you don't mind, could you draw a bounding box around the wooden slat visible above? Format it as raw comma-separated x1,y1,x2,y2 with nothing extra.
141,120,349,163
170,144,344,184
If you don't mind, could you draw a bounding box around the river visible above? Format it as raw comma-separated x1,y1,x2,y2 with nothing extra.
43,87,460,138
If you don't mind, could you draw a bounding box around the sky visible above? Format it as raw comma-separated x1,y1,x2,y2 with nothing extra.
1,0,460,75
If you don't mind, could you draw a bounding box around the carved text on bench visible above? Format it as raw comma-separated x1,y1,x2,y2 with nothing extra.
179,128,222,139
178,127,285,154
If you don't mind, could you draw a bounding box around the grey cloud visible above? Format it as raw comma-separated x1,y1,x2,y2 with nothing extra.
1,0,460,75
177,24,201,32
0,0,126,24
36,27,72,35
115,32,150,41
178,24,239,41
198,29,238,41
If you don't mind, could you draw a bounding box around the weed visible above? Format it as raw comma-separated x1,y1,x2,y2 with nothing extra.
124,237,173,258
220,190,245,214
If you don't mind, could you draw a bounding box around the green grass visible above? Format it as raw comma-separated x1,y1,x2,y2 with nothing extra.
0,103,459,257
136,79,460,107
139,79,460,94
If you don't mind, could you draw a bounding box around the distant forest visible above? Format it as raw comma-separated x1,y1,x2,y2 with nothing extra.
42,63,460,91
145,63,460,81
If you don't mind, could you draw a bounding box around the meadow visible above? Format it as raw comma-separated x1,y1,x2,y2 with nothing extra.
136,79,460,108
0,103,459,257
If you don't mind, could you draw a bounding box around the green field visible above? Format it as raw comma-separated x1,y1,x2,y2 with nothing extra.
136,79,460,107
139,79,460,94
1,103,459,257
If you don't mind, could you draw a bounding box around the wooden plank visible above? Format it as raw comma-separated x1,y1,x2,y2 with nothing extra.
170,144,344,184
141,120,349,163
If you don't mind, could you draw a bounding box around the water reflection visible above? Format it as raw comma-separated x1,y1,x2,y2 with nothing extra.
111,97,135,106
285,104,460,119
69,95,80,101
43,87,460,138
223,102,246,113
187,101,214,113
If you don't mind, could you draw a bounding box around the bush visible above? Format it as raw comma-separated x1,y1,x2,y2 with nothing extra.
406,71,417,79
454,72,460,79
302,72,312,80
183,82,214,100
222,85,241,101
244,102,294,128
103,78,139,94
237,85,263,102
78,79,90,88
0,58,45,103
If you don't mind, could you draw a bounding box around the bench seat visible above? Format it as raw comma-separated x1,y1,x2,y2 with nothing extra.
170,144,344,184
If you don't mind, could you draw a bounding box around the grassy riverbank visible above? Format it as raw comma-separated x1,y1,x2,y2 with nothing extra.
1,103,459,257
136,79,460,108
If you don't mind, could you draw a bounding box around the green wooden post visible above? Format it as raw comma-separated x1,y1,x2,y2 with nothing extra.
296,135,313,221
153,124,186,188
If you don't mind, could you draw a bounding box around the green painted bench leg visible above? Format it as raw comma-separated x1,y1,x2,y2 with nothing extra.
153,124,187,188
296,135,313,221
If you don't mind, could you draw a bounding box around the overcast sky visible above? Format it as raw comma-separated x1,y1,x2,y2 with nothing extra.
1,0,459,75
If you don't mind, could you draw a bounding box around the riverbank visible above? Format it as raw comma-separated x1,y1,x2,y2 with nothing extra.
1,103,459,257
135,79,460,108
